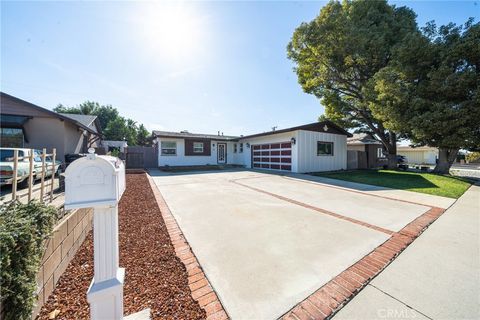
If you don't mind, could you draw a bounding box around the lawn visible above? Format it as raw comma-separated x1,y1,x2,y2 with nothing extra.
312,170,472,199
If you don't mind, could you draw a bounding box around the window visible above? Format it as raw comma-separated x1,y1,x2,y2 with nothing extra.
239,143,243,153
234,143,237,153
377,147,385,158
161,141,177,155
0,127,24,148
193,142,204,153
317,141,334,156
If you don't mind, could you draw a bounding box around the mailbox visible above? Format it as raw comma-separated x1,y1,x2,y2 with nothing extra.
64,152,126,210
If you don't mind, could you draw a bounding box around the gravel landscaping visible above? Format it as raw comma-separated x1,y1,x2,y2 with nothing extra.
37,173,205,319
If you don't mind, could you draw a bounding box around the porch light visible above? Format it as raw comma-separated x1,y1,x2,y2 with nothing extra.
291,137,296,145
246,143,250,148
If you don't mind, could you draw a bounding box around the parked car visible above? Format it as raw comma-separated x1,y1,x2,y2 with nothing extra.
397,155,408,164
0,148,62,187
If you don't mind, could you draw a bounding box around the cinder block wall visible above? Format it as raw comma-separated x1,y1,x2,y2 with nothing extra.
32,208,93,317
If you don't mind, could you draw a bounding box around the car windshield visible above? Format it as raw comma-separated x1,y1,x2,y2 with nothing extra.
0,150,14,161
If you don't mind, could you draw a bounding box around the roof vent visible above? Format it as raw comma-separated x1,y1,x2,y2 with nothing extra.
180,130,189,134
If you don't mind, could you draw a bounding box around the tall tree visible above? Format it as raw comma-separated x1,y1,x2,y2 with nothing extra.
372,19,480,173
136,124,151,146
287,0,419,168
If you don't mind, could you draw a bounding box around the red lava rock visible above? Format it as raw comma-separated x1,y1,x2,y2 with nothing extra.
37,174,206,319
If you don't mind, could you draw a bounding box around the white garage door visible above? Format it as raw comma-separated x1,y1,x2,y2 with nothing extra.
252,142,292,171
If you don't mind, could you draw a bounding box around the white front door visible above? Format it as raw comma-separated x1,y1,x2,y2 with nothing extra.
217,143,227,164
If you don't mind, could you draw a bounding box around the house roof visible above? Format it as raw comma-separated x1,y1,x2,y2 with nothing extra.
347,133,381,145
58,113,101,134
0,92,101,136
153,130,239,141
397,146,438,152
240,121,352,139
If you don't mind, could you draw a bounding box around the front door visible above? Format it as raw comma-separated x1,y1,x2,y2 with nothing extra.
217,143,227,164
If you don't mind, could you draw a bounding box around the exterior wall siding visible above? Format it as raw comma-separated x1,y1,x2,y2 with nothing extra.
157,137,240,166
296,130,347,173
398,150,438,165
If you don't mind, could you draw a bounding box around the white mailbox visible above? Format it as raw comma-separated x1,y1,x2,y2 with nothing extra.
64,153,126,210
64,150,127,320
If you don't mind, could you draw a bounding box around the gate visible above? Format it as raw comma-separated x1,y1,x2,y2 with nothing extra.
125,146,158,169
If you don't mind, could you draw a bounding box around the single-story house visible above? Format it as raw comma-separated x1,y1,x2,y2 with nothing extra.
347,133,385,168
0,92,102,161
397,146,438,165
153,121,352,173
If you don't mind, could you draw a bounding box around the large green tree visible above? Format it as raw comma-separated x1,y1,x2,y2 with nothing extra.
287,0,419,168
53,101,149,146
372,19,480,173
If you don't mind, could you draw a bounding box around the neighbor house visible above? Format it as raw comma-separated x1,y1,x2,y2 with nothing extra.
347,133,385,168
397,145,438,165
153,121,352,173
0,92,102,161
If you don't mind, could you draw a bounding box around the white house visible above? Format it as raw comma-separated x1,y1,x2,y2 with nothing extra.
153,121,352,173
397,146,439,165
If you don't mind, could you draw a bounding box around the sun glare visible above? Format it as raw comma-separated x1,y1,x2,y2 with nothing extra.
137,3,208,63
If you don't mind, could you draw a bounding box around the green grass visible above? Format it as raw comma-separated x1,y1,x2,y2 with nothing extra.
312,170,472,199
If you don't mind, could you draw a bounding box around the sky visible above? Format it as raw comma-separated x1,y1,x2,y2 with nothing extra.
1,1,478,136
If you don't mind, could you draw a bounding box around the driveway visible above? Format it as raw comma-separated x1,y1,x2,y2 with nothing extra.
149,169,451,319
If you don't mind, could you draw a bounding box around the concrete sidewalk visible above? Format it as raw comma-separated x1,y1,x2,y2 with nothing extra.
334,184,480,320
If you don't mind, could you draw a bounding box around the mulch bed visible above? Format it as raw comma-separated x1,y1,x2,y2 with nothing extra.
37,173,206,319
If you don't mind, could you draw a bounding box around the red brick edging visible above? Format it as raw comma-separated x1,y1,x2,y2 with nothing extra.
232,175,447,320
281,206,445,320
146,174,229,320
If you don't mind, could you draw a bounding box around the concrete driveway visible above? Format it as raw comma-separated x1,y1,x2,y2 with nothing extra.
149,169,449,320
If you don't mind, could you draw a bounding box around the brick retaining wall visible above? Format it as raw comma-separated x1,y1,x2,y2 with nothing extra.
32,208,93,318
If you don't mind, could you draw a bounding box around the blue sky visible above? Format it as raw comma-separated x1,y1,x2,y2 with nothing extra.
1,1,478,135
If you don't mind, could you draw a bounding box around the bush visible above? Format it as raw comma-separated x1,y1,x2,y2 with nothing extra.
0,201,57,320
466,152,480,163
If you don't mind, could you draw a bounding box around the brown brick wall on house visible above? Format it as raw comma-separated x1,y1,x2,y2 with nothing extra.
32,208,93,318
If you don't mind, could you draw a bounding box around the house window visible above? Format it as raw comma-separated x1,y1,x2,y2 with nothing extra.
193,142,204,153
377,147,385,158
317,141,334,156
161,141,177,155
234,143,237,153
239,143,243,153
0,127,24,148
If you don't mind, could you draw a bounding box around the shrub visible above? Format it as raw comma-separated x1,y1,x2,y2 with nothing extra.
0,201,57,320
466,152,480,163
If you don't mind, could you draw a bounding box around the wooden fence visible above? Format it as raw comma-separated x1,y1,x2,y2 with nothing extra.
7,148,58,204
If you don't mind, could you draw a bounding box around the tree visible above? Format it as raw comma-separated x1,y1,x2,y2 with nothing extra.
136,124,151,146
53,101,149,146
287,0,419,168
372,19,480,173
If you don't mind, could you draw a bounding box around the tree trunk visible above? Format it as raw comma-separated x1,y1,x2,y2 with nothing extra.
433,148,459,174
385,133,397,170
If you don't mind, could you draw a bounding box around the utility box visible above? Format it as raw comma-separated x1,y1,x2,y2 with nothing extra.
64,153,126,210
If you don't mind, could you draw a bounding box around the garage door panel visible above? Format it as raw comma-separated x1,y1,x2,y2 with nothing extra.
252,142,292,172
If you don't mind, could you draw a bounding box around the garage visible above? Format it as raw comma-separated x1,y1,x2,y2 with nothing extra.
252,142,291,171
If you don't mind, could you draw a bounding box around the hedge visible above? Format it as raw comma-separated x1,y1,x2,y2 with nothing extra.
0,201,57,320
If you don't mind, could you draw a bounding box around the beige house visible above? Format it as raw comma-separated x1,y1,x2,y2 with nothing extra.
397,146,439,165
347,133,384,168
0,92,102,162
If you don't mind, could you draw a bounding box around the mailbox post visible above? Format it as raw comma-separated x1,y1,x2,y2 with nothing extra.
64,150,126,320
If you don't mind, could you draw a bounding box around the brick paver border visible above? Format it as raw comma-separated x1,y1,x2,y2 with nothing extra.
146,174,229,320
281,206,445,320
232,175,448,319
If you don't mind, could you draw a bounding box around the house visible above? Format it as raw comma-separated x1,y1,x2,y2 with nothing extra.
347,133,384,168
397,146,438,165
153,121,352,173
0,92,102,161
